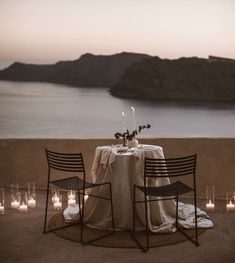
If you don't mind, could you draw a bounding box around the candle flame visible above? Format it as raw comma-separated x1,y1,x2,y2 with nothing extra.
122,112,125,117
131,106,135,112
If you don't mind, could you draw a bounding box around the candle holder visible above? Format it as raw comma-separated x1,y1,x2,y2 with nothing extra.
27,182,36,208
0,187,5,215
52,191,62,210
19,191,28,213
51,189,57,204
11,184,20,209
226,191,235,212
84,190,89,203
205,185,215,212
67,190,77,206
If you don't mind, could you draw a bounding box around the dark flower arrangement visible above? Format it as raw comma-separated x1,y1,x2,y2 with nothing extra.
114,124,151,141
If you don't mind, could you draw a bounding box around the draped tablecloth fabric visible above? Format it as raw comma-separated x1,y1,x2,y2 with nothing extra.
82,144,213,232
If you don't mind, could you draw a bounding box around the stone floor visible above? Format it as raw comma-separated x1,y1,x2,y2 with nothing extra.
0,189,235,263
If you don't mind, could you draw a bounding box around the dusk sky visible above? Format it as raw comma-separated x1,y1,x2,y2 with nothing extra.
0,0,235,69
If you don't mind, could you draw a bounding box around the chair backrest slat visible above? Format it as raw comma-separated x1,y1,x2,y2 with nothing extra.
46,149,85,173
144,154,196,178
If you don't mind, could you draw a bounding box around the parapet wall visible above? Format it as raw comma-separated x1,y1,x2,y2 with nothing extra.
0,138,234,199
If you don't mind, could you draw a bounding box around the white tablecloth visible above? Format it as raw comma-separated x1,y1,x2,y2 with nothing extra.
83,144,213,232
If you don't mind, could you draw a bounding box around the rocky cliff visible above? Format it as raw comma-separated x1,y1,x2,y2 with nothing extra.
110,56,235,102
0,52,150,87
1,52,235,102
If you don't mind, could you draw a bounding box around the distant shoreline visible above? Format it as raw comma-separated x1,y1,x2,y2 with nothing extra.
1,78,234,109
1,52,235,103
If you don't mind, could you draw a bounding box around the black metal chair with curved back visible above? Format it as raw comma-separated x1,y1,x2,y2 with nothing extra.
132,154,199,252
43,148,115,245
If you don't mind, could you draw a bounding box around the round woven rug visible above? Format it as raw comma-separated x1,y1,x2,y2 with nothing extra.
48,213,206,248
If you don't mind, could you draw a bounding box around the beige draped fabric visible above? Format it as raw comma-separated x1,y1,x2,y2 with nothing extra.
82,145,213,232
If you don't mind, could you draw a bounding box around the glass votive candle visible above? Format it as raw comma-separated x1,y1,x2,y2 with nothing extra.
28,197,36,208
19,192,28,213
68,190,76,200
205,185,215,212
226,192,235,212
53,192,62,210
226,200,235,212
27,182,36,208
0,187,5,215
51,189,59,204
84,190,89,202
11,184,20,209
67,190,76,206
206,199,215,212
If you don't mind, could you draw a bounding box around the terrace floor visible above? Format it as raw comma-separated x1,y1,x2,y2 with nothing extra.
0,189,235,263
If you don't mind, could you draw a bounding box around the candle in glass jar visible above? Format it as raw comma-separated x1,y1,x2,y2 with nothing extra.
11,200,20,209
54,201,62,210
68,190,75,200
28,198,36,208
206,199,215,212
226,200,235,212
52,194,59,203
84,194,89,202
0,203,4,214
19,203,28,213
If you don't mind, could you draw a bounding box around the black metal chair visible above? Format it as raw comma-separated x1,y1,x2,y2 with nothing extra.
43,149,115,245
132,154,199,252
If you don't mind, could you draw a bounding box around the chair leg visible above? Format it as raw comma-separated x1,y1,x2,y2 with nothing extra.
43,185,50,233
77,189,83,243
175,195,179,229
80,189,85,245
176,194,199,247
77,189,82,222
194,190,199,245
144,193,149,252
131,187,149,252
80,184,115,245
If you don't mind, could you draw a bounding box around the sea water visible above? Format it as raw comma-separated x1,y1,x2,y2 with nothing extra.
0,80,234,138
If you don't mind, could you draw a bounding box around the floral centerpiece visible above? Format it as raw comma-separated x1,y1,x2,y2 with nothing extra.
114,124,151,147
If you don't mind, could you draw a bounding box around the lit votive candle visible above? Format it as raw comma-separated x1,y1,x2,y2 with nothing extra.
54,201,62,210
0,203,4,214
84,194,89,202
226,200,235,212
28,198,36,208
206,199,215,212
52,195,59,203
19,203,28,213
68,190,75,200
68,198,76,206
11,200,20,209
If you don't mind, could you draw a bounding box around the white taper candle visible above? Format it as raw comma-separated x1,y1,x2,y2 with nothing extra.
122,112,126,132
131,106,136,130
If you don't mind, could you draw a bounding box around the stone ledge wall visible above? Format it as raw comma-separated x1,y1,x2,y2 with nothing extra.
0,138,234,198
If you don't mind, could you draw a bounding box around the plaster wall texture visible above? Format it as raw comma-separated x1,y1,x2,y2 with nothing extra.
0,138,234,198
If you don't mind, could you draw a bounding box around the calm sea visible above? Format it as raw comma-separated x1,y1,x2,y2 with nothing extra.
0,80,234,138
